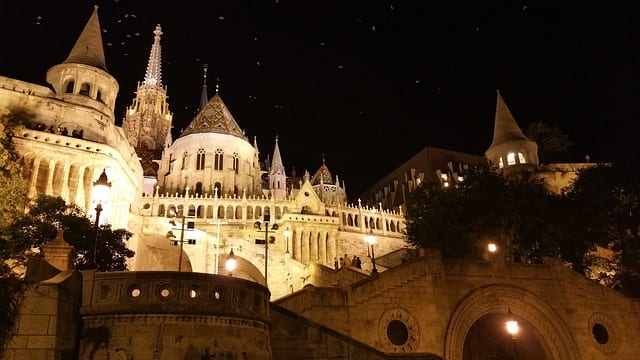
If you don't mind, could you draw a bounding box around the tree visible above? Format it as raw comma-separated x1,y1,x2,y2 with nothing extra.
523,120,573,163
0,108,30,353
563,153,640,296
10,195,135,272
405,168,562,261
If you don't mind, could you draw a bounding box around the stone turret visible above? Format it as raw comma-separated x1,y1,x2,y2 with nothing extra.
46,5,119,118
485,90,539,178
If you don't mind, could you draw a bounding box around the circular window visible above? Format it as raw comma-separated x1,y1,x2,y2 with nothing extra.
387,320,409,346
588,312,619,355
127,284,142,299
214,291,221,300
156,284,174,300
592,323,609,344
378,307,420,352
189,288,198,299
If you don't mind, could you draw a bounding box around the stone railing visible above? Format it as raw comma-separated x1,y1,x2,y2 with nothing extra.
81,271,270,323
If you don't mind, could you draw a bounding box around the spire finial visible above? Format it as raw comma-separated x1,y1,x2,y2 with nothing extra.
215,77,220,94
321,152,326,164
203,63,208,84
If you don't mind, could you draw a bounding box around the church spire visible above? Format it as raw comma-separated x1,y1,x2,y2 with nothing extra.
270,135,286,176
199,64,208,111
142,25,163,87
63,5,107,71
269,136,287,200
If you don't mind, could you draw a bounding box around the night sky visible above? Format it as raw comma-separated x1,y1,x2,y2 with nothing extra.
1,1,638,198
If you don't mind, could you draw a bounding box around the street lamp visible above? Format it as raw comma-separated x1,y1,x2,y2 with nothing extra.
488,243,497,253
284,227,291,254
254,214,278,287
225,249,237,276
167,208,196,272
505,308,520,360
365,229,378,274
92,168,111,269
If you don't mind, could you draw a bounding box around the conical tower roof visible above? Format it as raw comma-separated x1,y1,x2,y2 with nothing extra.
63,5,107,71
488,90,532,148
179,93,245,139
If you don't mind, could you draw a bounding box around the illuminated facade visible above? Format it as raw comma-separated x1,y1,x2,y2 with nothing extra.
2,7,639,360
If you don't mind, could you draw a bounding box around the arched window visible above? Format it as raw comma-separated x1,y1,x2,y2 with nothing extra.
507,152,516,166
79,83,90,96
195,182,203,195
196,148,206,170
518,152,526,164
65,81,75,93
498,157,504,169
214,148,224,171
181,152,188,170
233,152,239,174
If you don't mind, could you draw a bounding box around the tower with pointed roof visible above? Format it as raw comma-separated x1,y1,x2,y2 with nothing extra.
485,90,539,178
45,5,119,133
268,136,287,200
122,25,173,194
0,5,142,230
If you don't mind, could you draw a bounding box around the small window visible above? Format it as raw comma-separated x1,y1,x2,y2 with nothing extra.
196,148,205,170
79,83,90,96
518,152,526,164
498,157,504,169
233,153,239,174
181,152,188,170
214,148,224,171
507,152,516,165
65,81,75,93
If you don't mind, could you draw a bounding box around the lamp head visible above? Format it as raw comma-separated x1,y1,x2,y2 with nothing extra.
365,230,376,245
284,227,291,237
225,249,237,273
254,221,261,230
93,168,112,203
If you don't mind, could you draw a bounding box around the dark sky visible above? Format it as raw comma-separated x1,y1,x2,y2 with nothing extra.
1,1,638,198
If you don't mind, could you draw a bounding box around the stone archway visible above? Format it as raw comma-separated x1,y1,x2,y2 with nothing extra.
218,253,266,286
443,284,578,360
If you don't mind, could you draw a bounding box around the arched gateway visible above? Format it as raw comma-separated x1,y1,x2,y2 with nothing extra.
444,284,579,360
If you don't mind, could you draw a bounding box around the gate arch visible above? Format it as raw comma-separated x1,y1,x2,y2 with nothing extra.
444,284,578,360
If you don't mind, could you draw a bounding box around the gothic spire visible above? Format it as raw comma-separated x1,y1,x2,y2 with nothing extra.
270,136,286,176
142,24,163,87
63,5,107,71
199,64,208,111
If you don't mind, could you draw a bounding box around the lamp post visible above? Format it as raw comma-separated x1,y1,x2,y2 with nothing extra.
505,309,520,360
254,214,278,287
225,249,237,276
284,227,291,254
167,209,196,272
92,169,111,269
365,229,378,274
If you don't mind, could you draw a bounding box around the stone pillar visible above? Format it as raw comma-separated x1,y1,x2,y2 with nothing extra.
42,230,75,271
27,156,41,198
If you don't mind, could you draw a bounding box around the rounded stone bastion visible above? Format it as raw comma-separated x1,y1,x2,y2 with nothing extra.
79,271,272,360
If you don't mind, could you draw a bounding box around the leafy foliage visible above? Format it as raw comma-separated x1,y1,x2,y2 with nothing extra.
405,168,561,261
524,120,573,163
563,154,640,296
405,154,640,296
10,195,135,272
0,108,31,353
